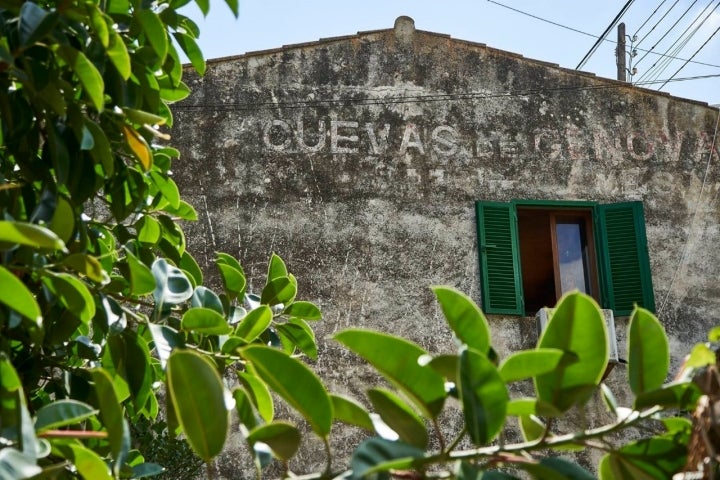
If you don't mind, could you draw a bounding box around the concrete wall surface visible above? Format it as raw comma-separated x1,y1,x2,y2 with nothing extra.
171,16,720,475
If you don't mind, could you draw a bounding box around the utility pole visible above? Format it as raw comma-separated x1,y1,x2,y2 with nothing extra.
616,22,626,82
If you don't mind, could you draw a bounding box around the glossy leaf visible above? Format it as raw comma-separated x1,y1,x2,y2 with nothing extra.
350,438,426,480
50,195,75,243
57,46,104,112
458,347,508,445
330,394,374,432
335,329,446,418
136,215,161,244
247,422,301,461
456,462,520,479
506,398,562,417
19,2,56,46
191,286,224,314
42,273,95,324
235,305,272,342
242,345,332,438
173,31,205,75
685,343,715,368
432,286,491,354
0,449,42,479
217,263,246,301
237,371,274,423
276,320,318,360
150,171,180,208
267,253,288,281
0,266,41,323
498,348,566,383
60,253,110,284
628,307,669,396
125,250,155,296
0,220,65,251
283,301,322,321
152,258,193,305
106,26,131,79
55,443,112,480
91,369,130,471
233,387,258,430
136,9,168,62
535,292,608,413
85,120,114,176
260,276,296,306
368,388,428,448
523,457,596,480
34,400,97,432
148,323,185,368
181,307,232,335
167,350,228,461
519,414,545,442
634,381,701,410
180,251,204,285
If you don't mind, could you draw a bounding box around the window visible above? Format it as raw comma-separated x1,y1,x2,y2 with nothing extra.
475,200,655,316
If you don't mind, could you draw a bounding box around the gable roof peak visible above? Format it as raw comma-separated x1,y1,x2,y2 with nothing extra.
394,16,415,45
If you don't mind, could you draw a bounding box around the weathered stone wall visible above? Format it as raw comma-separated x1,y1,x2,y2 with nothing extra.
171,16,720,475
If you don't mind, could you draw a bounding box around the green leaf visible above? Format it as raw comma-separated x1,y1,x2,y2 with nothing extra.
49,196,75,244
152,258,193,306
458,347,508,445
498,348,567,383
330,394,374,432
0,220,66,251
57,46,104,112
136,215,161,244
242,345,332,438
136,9,168,62
191,286,224,315
42,272,95,324
283,301,322,320
150,171,180,208
368,388,428,448
535,292,608,413
125,250,155,296
432,286,491,354
148,323,185,369
0,266,41,323
456,462,521,479
601,383,619,415
60,253,110,284
425,354,459,380
628,307,669,396
237,371,273,423
54,443,112,480
350,438,426,479
91,369,130,473
132,463,164,478
247,422,301,461
233,387,258,430
173,32,205,75
335,329,446,419
506,398,562,417
223,0,239,16
709,326,720,342
124,108,166,127
217,263,246,301
685,343,715,368
524,457,596,480
276,320,318,360
160,80,191,102
19,2,56,46
518,414,545,442
167,350,228,461
34,400,97,432
216,252,245,272
260,276,296,306
634,381,701,410
85,120,114,177
123,125,153,171
162,199,198,220
0,449,42,479
106,26,131,79
235,305,272,342
88,5,109,47
267,253,288,281
181,307,232,335
180,251,204,285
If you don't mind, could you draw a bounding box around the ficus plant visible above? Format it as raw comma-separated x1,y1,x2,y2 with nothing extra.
0,0,715,478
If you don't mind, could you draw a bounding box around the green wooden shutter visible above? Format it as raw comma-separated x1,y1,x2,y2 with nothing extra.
596,201,655,315
475,201,524,315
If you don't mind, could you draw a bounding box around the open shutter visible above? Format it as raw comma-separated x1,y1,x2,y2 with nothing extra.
475,201,524,315
596,201,655,315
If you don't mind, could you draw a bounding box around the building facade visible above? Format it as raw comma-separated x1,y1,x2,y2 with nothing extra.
172,16,720,473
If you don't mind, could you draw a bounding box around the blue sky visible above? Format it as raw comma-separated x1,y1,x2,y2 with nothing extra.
183,0,720,105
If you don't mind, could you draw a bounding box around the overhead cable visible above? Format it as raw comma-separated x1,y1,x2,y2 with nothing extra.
576,0,636,70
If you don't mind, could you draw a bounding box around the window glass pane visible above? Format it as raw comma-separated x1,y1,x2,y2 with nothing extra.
556,221,590,294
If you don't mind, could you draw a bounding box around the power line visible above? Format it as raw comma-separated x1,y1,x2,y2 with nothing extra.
485,0,720,69
576,0,636,70
636,0,720,83
659,25,720,89
173,74,720,112
634,0,682,49
635,0,712,67
633,0,670,40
